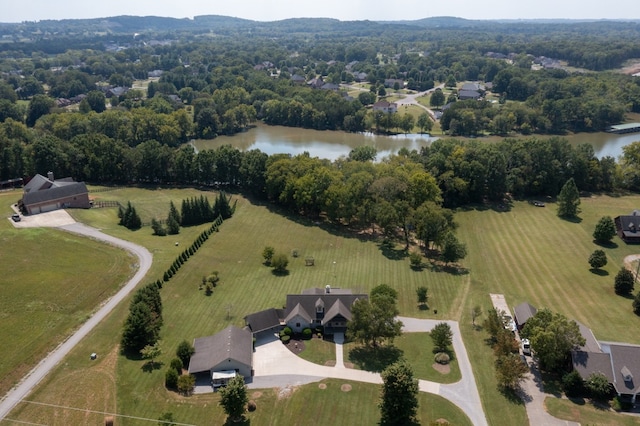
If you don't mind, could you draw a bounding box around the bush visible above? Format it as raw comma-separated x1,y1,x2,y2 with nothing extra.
585,372,612,400
177,374,196,395
247,400,257,412
302,328,312,339
271,253,289,273
176,340,195,369
434,352,450,365
262,246,275,265
165,368,179,389
633,292,640,316
281,335,291,343
614,267,635,296
588,249,607,269
562,370,585,397
409,251,422,268
170,358,184,373
281,326,292,336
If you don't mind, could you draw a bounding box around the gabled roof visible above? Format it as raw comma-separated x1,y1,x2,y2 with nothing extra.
188,325,252,374
23,174,52,193
458,90,481,99
22,181,88,205
283,302,313,324
285,288,368,325
571,350,615,384
461,82,482,92
323,299,352,324
609,344,640,395
513,302,537,327
244,308,283,333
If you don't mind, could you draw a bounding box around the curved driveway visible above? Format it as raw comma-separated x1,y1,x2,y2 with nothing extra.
250,317,487,426
0,221,152,421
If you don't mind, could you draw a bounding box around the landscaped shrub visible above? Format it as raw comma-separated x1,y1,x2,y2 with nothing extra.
247,400,257,412
281,326,292,336
562,370,585,397
165,367,179,389
281,335,291,343
176,340,195,369
302,328,312,339
170,358,183,373
434,352,450,365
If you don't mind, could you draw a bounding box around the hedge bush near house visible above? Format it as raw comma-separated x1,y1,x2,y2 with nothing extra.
302,328,313,339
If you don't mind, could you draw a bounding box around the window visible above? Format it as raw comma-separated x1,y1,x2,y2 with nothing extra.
296,322,300,328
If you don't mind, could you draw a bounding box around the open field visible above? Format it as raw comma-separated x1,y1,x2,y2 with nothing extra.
0,190,135,396
8,186,470,425
9,186,640,425
455,195,640,425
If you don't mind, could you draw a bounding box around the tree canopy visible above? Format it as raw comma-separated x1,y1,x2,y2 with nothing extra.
557,178,581,219
379,362,419,426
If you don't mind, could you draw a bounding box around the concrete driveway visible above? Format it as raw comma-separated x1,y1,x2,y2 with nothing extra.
248,318,487,426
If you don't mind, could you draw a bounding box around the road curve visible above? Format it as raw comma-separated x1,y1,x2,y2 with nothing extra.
0,222,152,421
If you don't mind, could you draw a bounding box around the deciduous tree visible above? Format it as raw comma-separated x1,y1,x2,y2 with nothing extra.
430,322,453,352
495,353,529,390
219,375,248,422
379,362,419,426
588,249,607,269
416,286,428,306
614,267,635,296
593,216,616,243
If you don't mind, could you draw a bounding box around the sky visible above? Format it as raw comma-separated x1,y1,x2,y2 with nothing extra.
2,0,639,23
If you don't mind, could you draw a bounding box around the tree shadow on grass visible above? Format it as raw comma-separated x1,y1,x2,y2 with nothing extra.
593,240,618,249
589,268,609,276
379,242,408,261
141,360,163,373
500,386,526,405
560,215,583,224
224,416,250,425
271,269,290,277
348,345,404,372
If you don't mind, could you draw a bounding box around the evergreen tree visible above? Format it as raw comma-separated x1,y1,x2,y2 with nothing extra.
167,201,181,234
614,267,635,296
151,218,166,236
557,178,581,218
633,292,640,316
593,216,616,243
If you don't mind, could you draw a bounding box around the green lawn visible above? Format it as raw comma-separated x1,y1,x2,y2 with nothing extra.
296,337,336,365
8,187,470,425
546,397,640,425
0,190,135,396
10,186,640,426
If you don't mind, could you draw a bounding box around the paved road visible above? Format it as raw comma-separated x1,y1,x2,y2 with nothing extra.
0,222,152,421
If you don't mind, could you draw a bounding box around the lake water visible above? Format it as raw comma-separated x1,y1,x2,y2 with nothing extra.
192,123,640,161
192,124,438,161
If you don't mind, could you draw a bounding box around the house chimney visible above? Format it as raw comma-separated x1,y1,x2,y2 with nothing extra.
47,171,54,181
325,285,331,294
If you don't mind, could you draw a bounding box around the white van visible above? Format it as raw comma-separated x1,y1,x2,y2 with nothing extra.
521,338,531,356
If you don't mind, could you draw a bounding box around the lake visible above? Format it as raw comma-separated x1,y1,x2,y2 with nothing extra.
192,124,438,161
192,123,640,161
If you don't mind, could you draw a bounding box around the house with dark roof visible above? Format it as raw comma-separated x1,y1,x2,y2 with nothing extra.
571,322,640,404
615,211,640,243
188,325,253,386
244,308,284,336
513,302,537,331
19,172,90,215
283,286,367,333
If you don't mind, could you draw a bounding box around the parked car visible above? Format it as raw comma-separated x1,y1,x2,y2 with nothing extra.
11,214,20,222
521,338,531,355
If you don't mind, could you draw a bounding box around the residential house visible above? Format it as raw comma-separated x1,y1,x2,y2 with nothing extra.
373,100,398,114
571,322,640,404
19,172,90,215
291,74,306,84
244,308,284,336
384,78,404,89
283,286,368,334
614,211,640,243
188,325,253,387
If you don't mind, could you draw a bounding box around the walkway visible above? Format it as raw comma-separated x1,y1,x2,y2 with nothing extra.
250,318,488,426
0,220,152,421
333,332,345,368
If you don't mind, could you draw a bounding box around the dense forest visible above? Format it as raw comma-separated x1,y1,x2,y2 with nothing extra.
2,15,640,232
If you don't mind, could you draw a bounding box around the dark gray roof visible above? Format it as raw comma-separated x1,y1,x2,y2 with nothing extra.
572,350,615,384
461,82,482,92
244,308,282,333
609,344,640,395
188,326,252,374
22,181,88,206
513,302,537,327
23,174,51,193
576,321,602,353
323,299,352,323
284,302,313,324
285,288,367,325
616,215,640,238
458,90,481,99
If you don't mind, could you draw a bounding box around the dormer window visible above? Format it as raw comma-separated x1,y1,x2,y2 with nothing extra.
315,298,325,313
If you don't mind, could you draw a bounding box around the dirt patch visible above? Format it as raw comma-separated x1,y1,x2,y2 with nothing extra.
251,391,263,399
340,384,352,392
324,360,336,367
620,60,640,75
318,383,327,390
434,419,450,425
432,363,451,374
344,362,355,369
277,386,296,399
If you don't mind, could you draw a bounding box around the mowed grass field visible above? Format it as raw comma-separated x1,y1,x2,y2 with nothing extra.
8,186,470,426
9,186,640,426
455,195,640,425
0,190,135,396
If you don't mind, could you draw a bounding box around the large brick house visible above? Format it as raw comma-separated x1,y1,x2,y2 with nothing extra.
19,172,90,215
